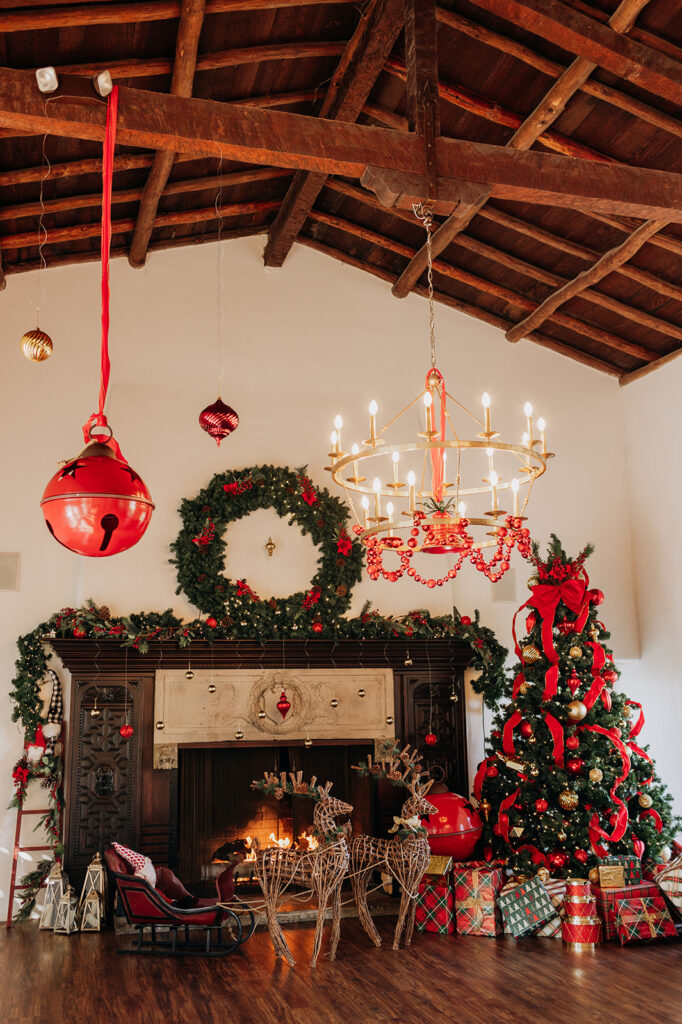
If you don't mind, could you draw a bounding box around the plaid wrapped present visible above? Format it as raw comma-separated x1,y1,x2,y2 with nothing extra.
591,881,660,941
615,895,677,944
416,878,455,935
497,876,557,938
603,855,642,886
642,861,668,882
452,861,505,937
653,855,682,919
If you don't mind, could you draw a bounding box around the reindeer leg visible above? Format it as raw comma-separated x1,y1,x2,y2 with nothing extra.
310,892,329,969
352,868,382,947
392,887,412,950
264,895,295,967
403,892,417,946
329,887,342,961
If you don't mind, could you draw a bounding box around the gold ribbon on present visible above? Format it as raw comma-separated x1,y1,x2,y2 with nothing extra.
618,901,666,939
455,893,488,930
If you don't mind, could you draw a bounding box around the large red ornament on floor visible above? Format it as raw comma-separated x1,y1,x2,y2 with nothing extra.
423,789,483,860
41,440,154,556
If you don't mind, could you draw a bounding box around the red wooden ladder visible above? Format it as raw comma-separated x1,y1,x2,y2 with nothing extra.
5,806,56,928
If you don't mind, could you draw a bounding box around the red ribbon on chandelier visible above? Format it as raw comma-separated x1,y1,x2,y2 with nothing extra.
425,368,447,503
82,86,125,461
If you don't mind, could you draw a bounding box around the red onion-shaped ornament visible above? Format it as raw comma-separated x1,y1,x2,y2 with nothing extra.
424,732,437,747
277,691,291,720
41,440,154,557
199,397,239,446
119,723,134,739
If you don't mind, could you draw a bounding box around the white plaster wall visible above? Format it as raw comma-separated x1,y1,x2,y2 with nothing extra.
0,235,651,918
620,359,682,828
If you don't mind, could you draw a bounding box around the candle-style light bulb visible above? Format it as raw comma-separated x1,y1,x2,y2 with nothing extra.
423,391,433,433
361,494,370,528
391,450,400,487
482,392,491,434
489,469,499,510
524,401,533,441
537,417,547,454
407,469,416,512
486,446,494,472
386,501,394,536
511,477,520,517
373,476,382,519
458,500,466,517
351,442,360,480
334,414,343,452
368,400,378,444
330,430,338,457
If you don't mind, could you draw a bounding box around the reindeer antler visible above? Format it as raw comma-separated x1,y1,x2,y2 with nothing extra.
353,741,427,788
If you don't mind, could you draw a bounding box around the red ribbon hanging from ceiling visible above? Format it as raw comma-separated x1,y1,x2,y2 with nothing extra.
82,86,123,458
425,368,446,503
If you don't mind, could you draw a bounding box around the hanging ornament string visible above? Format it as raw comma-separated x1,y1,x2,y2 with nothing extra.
82,86,121,454
35,133,50,326
214,151,226,397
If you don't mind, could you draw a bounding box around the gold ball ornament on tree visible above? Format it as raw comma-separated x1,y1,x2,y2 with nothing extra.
567,700,588,722
589,767,604,783
21,327,53,362
527,575,539,590
622,705,633,719
589,867,600,884
522,644,541,665
569,645,583,659
638,793,653,809
557,830,568,842
558,789,579,811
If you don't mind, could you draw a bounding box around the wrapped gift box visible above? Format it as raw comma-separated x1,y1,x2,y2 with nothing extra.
603,855,642,886
416,878,455,935
650,855,682,920
497,876,557,938
452,862,505,937
615,895,677,944
591,881,660,941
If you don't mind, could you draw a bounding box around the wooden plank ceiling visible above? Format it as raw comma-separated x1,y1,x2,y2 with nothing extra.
0,0,681,381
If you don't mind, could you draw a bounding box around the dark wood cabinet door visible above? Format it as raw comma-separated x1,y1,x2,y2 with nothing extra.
401,672,469,796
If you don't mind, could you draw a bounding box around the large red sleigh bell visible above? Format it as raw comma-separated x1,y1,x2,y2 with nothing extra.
41,436,154,557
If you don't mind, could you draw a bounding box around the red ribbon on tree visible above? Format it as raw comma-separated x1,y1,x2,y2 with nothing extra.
502,709,523,755
472,757,495,801
626,699,645,738
580,723,631,855
498,785,523,843
640,808,663,832
514,844,549,867
582,640,607,710
543,709,565,767
628,740,654,785
511,671,525,699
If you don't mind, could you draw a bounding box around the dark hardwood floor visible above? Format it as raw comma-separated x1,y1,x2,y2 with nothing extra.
2,918,681,1024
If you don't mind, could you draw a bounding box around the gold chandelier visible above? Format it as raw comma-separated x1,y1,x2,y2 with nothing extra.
325,206,555,587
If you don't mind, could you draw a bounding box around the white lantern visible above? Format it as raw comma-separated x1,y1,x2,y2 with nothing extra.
53,886,80,935
39,861,68,930
79,851,106,908
79,890,104,932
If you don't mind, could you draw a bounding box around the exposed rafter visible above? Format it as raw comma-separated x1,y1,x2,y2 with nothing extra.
263,0,403,268
392,0,652,299
128,0,206,268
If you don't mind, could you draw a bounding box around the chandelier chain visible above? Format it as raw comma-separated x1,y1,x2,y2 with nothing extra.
413,203,436,368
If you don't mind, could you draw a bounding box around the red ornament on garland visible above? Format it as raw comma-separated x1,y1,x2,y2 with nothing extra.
199,397,239,446
119,723,134,739
519,720,533,739
565,734,580,750
460,615,472,626
276,691,291,720
206,617,218,629
72,625,87,638
534,798,549,813
424,732,437,747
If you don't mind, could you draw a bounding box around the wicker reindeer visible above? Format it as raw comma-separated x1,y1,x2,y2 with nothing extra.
251,772,353,968
350,744,437,950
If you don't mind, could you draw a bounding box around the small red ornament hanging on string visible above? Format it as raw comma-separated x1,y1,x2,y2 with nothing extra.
120,723,134,739
277,691,291,720
199,397,239,446
424,732,437,747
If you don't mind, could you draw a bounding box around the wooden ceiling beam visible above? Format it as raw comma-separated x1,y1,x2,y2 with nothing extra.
128,0,206,269
307,208,657,363
391,0,652,298
466,0,682,106
55,41,346,80
439,10,682,141
3,69,682,218
323,179,682,344
298,232,623,376
506,218,671,342
0,0,358,32
0,198,280,250
262,0,403,268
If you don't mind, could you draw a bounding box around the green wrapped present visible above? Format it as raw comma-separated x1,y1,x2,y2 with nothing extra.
603,855,642,886
497,876,557,938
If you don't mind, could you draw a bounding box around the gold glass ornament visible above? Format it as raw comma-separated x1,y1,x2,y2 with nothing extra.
208,683,216,694
589,767,603,783
518,681,528,695
589,627,599,640
527,575,539,590
510,825,525,839
21,327,53,362
304,736,313,748
622,705,633,719
588,867,600,884
522,644,541,665
536,866,550,883
330,697,339,708
358,688,366,698
478,798,492,821
529,763,539,776
557,830,567,841
235,729,244,740
569,646,583,659
558,789,579,811
567,700,587,722
638,792,653,809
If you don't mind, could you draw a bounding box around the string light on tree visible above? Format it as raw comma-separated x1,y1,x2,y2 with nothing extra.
324,205,553,587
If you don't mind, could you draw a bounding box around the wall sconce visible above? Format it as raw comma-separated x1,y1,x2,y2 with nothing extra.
265,537,276,557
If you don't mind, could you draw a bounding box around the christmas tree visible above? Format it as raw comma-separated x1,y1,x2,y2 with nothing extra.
475,536,678,877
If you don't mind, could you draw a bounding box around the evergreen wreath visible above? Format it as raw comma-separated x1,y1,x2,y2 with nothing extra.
170,464,364,631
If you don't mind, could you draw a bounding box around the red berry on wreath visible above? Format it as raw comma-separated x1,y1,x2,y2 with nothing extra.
460,615,472,626
73,625,86,638
424,732,437,747
534,798,548,813
119,724,134,739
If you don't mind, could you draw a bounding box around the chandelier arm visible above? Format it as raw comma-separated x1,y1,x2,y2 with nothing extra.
443,390,485,428
443,407,462,443
377,390,431,435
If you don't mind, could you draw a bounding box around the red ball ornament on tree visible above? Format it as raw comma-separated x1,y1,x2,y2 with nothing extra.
199,397,239,446
548,851,567,870
485,764,499,779
588,588,604,606
519,720,533,739
312,621,323,634
566,757,584,775
574,849,588,864
534,798,549,813
41,439,154,557
119,723,134,739
424,732,437,747
565,734,580,750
